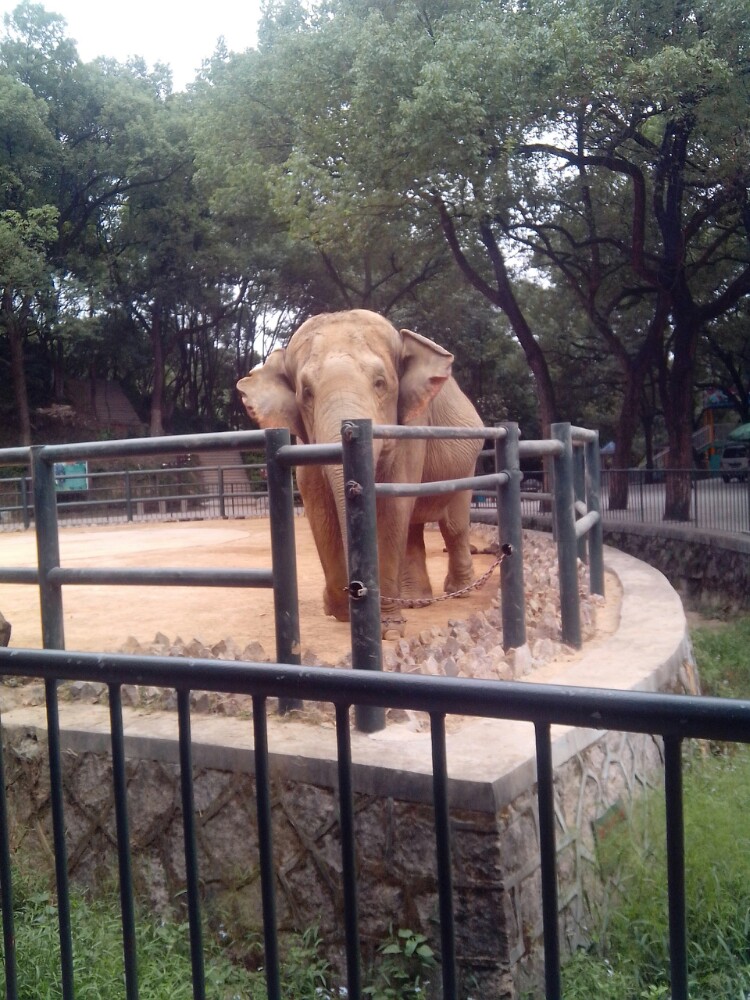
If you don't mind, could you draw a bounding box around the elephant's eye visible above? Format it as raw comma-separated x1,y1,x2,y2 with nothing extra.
300,383,314,404
373,376,387,392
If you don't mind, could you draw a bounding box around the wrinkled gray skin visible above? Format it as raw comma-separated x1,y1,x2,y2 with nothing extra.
237,309,483,637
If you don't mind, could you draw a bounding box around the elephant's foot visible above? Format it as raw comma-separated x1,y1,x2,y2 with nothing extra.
381,613,407,640
324,587,350,622
400,580,433,601
443,570,475,597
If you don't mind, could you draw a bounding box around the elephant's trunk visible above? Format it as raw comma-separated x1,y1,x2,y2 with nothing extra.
315,399,385,571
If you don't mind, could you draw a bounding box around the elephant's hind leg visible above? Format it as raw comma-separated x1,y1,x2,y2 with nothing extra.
400,522,434,600
439,490,476,595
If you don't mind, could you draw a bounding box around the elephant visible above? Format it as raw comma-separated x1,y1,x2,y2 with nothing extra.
237,309,484,638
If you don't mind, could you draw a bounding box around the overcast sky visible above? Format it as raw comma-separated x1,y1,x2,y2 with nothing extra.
0,0,263,89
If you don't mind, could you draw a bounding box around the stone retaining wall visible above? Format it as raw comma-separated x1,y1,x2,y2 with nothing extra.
521,512,750,612
0,547,691,997
601,523,750,612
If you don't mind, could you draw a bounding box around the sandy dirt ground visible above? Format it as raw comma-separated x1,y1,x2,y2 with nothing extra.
0,518,514,663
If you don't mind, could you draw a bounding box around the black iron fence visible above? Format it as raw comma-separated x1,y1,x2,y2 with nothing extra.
1,421,731,999
600,468,750,534
0,648,748,1000
0,459,284,529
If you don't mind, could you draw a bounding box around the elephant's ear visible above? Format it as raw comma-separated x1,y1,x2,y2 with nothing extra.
398,329,454,423
236,349,306,441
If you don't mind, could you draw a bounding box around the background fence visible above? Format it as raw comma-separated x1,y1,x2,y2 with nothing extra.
2,464,748,535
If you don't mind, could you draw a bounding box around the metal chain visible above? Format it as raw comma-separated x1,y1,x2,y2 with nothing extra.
381,544,512,609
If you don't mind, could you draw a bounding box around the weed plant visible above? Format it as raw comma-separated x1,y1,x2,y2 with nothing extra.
558,614,750,1000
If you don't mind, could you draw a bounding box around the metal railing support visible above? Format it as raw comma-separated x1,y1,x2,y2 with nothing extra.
177,690,206,999
253,697,282,1000
108,685,139,1000
573,443,587,563
31,447,65,650
341,419,385,734
585,434,605,596
664,735,688,1000
536,723,562,1000
0,704,18,1000
336,704,363,998
266,428,303,714
551,424,582,649
496,422,526,651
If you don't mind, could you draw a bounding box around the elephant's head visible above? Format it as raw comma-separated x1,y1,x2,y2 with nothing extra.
236,309,454,452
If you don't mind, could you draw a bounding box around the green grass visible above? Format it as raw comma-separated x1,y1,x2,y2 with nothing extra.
691,614,750,699
2,870,331,1000
557,613,750,1000
1,868,435,999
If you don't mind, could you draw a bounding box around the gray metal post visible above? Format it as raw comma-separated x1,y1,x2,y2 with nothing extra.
496,423,526,651
31,446,65,649
551,423,581,649
265,429,303,713
585,434,605,596
573,443,587,563
341,419,385,734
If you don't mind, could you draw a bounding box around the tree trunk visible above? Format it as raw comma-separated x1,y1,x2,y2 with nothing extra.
149,310,165,437
661,313,698,521
3,291,32,446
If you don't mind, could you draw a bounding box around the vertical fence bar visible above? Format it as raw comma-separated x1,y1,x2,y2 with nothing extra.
177,689,206,1000
551,423,581,648
21,474,30,529
335,704,362,1000
495,423,526,651
217,466,226,519
125,470,133,522
0,709,18,1000
45,680,75,1000
108,684,140,1000
32,446,74,998
265,429,303,713
252,696,282,1000
341,419,385,734
431,712,458,1000
535,723,562,1000
664,735,689,1000
585,434,605,597
573,443,587,563
639,469,645,522
31,447,65,649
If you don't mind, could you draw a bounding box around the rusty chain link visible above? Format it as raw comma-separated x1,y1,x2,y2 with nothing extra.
380,543,512,609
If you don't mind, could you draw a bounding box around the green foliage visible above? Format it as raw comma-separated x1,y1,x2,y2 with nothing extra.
363,927,437,1000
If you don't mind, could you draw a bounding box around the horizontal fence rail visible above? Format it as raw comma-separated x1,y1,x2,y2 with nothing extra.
0,647,748,1000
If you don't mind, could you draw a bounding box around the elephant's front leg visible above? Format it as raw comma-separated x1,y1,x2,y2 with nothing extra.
401,522,434,600
438,489,476,595
376,494,412,639
297,465,350,621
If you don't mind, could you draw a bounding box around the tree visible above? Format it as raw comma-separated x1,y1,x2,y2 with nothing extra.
216,0,750,519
